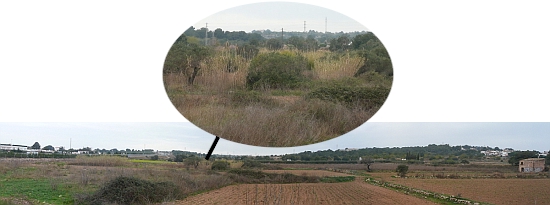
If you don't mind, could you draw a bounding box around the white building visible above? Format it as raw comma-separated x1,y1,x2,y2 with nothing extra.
0,144,28,151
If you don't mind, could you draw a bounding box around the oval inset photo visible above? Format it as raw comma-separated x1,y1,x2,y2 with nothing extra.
163,2,393,147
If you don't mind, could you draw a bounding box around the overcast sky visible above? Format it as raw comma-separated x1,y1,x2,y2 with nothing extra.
1,1,550,156
192,2,368,32
1,122,548,156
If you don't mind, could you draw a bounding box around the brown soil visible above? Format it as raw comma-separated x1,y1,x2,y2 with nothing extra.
370,172,550,205
262,169,352,177
167,177,436,205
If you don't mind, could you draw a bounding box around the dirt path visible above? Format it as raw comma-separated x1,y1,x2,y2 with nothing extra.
166,177,436,205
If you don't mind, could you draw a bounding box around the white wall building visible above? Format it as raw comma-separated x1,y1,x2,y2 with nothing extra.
0,144,28,151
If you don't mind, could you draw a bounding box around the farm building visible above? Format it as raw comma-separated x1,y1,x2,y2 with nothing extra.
518,158,545,173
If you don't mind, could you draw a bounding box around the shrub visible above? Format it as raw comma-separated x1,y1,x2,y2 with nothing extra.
320,176,355,183
396,164,409,177
80,176,182,205
305,83,390,108
226,169,320,184
211,160,230,170
246,51,311,90
241,160,263,169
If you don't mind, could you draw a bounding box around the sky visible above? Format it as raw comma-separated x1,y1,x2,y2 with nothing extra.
191,2,368,32
1,1,550,156
1,122,548,156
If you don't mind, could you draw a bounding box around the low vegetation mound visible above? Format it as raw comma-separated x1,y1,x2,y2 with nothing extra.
305,84,390,108
79,176,182,205
227,169,320,184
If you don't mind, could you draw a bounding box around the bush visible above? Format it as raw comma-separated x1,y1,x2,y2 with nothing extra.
211,160,230,170
305,83,390,108
241,160,263,169
246,51,311,90
320,176,355,183
226,169,320,184
396,164,409,177
80,176,182,205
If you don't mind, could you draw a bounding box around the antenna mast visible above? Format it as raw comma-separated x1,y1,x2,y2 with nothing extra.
205,23,208,46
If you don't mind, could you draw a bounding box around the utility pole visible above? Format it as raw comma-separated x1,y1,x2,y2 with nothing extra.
281,28,284,42
325,17,327,33
324,17,328,45
205,23,208,46
304,21,307,38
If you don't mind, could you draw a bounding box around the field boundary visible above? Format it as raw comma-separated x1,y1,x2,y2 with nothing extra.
365,177,490,205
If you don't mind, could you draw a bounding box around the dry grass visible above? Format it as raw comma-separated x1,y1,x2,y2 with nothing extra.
164,49,391,147
306,51,363,80
178,97,374,147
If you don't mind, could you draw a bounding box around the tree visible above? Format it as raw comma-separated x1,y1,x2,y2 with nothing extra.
266,38,283,50
31,142,40,150
42,145,55,151
174,154,186,162
211,160,230,170
329,35,350,52
213,28,225,39
163,34,211,85
396,164,409,177
508,151,539,166
359,157,374,172
184,156,202,169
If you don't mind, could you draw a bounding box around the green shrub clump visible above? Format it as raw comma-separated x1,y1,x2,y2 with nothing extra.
246,51,312,90
305,84,390,108
241,160,263,169
211,160,230,170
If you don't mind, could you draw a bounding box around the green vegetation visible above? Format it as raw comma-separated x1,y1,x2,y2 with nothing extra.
227,169,320,184
320,176,355,183
0,178,75,204
211,160,230,170
279,144,486,163
396,165,409,177
508,151,539,166
246,51,312,90
305,83,390,108
241,160,263,169
164,27,393,147
184,156,202,169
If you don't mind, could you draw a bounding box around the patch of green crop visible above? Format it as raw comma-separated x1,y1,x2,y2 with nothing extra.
320,176,355,183
0,178,75,204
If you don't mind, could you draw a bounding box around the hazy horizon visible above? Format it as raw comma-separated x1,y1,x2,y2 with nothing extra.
191,2,369,33
1,122,549,156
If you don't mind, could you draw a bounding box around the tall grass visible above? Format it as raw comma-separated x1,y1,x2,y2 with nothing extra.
164,48,391,147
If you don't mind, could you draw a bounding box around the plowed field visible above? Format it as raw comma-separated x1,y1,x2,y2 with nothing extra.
168,177,435,205
262,169,352,177
370,172,550,205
